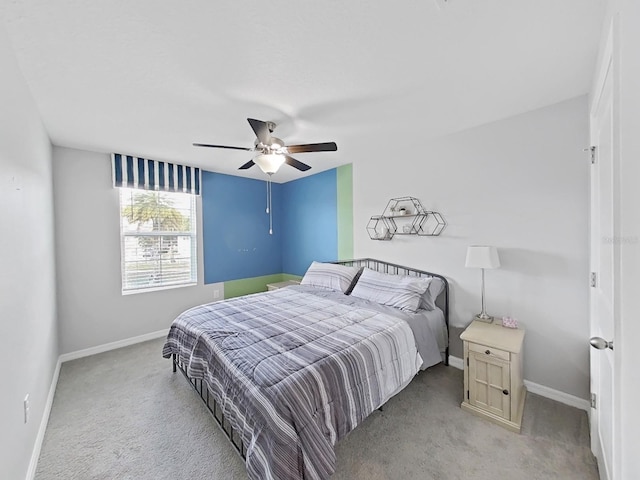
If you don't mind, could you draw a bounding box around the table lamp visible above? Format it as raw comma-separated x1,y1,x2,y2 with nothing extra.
465,245,500,322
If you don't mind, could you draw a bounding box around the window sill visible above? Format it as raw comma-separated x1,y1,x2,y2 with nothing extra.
122,282,197,296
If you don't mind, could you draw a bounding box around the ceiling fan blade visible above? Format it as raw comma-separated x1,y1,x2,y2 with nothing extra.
284,155,311,172
238,160,255,170
285,142,338,154
193,143,253,151
247,118,272,145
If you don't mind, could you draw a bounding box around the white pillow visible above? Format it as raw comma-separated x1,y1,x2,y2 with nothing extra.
350,268,432,313
419,276,445,311
300,261,360,293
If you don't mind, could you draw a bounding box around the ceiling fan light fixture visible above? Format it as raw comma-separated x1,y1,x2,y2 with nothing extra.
254,153,285,174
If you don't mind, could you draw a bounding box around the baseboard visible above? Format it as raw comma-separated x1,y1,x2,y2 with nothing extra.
447,356,590,412
59,329,169,363
26,357,61,480
447,355,464,370
523,380,590,412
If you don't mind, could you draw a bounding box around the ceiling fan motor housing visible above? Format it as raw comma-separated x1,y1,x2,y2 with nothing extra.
254,136,284,152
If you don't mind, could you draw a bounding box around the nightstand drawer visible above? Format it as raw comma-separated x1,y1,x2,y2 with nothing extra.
468,342,510,361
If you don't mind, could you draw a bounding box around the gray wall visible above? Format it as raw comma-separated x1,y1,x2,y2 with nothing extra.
53,147,224,354
0,27,58,480
353,96,590,400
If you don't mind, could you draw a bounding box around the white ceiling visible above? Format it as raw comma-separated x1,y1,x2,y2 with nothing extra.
2,0,605,183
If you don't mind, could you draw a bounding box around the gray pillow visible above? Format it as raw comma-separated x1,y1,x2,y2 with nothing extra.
419,276,445,311
350,268,432,313
300,261,360,293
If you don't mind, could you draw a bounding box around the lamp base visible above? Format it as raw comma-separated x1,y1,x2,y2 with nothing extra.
474,314,494,323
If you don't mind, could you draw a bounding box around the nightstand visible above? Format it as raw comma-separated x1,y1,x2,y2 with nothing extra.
266,280,301,291
460,320,526,433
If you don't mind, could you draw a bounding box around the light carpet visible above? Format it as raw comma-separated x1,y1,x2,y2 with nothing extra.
35,338,598,480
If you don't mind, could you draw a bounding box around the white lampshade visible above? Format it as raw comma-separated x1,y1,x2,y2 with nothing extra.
465,245,500,269
254,154,285,174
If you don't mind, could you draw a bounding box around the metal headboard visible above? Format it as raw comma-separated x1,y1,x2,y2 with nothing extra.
334,258,450,365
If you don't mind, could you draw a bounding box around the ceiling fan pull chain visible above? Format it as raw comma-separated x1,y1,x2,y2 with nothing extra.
266,178,270,214
268,175,273,235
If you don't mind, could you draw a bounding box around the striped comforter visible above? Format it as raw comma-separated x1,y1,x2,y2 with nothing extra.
162,286,422,480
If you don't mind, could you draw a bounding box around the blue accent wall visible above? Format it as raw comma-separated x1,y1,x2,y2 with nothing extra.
281,169,338,276
202,172,283,283
202,167,348,284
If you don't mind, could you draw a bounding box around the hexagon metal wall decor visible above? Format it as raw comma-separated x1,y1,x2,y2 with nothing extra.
367,197,445,240
417,211,447,236
366,215,395,241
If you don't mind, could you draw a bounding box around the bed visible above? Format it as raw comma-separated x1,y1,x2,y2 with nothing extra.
162,258,448,480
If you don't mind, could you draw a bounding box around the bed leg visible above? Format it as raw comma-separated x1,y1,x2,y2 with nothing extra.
172,353,177,373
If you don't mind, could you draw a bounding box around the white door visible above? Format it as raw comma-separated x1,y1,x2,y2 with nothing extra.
589,34,616,480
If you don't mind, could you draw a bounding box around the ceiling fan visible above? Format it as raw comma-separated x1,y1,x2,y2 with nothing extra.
193,118,338,174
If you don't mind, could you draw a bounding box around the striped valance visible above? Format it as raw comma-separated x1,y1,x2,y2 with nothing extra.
111,153,201,195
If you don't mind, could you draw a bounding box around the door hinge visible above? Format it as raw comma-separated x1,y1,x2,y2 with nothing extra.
586,146,597,164
466,357,469,367
591,393,597,409
590,272,598,288
467,390,469,400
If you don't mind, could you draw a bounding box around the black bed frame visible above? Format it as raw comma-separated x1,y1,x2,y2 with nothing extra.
172,353,247,458
170,258,450,461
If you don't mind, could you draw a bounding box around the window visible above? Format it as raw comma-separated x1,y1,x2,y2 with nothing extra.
119,188,197,293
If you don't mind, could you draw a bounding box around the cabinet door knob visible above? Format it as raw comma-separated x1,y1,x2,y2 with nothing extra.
485,349,491,355
503,389,509,395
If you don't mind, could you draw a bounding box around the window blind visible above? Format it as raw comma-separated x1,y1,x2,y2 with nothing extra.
112,153,201,195
119,188,197,293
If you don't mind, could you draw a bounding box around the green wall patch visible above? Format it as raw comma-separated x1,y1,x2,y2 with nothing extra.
224,274,286,299
337,164,354,260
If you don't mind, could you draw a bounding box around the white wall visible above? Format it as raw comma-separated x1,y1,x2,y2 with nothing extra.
353,96,590,400
53,147,224,354
0,27,57,480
